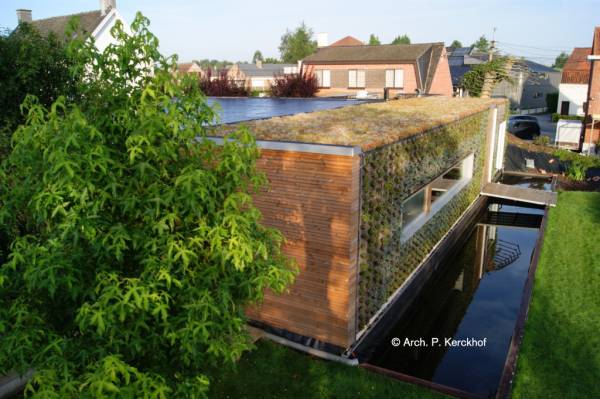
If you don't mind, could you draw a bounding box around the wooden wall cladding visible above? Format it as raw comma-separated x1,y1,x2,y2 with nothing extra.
246,149,360,348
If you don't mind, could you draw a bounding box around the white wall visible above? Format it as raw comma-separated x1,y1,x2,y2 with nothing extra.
557,83,588,116
92,9,131,53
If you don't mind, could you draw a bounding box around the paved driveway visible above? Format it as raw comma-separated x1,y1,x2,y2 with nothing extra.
534,113,557,142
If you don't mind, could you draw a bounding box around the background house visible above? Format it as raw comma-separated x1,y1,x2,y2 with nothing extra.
176,62,205,78
16,0,130,52
301,41,453,98
448,47,560,113
582,27,600,154
557,48,592,116
227,61,298,91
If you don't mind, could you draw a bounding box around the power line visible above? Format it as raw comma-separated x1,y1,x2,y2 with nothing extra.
495,41,570,53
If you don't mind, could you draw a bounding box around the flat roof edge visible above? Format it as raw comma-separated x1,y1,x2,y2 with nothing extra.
205,136,362,156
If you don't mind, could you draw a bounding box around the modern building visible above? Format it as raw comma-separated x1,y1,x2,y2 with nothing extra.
448,47,560,113
211,96,508,350
557,48,591,116
302,42,453,98
227,61,298,91
15,0,130,52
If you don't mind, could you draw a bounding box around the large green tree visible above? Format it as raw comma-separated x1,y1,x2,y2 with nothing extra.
552,51,569,70
449,40,463,49
0,24,79,159
252,50,263,63
391,34,411,45
0,13,295,398
368,34,381,45
278,22,317,63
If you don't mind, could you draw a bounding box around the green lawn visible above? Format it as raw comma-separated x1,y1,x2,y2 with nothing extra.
512,191,600,398
209,340,445,399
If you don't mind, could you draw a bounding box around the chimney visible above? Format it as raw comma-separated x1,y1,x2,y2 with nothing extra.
16,9,32,24
316,32,328,47
100,0,117,16
256,60,263,68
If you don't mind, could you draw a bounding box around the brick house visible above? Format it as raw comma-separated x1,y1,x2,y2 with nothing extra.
227,61,298,91
301,42,453,98
176,62,204,77
583,27,600,154
557,48,591,116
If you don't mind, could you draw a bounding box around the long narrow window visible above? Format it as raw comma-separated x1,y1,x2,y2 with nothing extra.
401,154,475,241
349,69,366,88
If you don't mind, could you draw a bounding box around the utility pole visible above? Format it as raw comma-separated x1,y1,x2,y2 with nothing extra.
489,27,497,61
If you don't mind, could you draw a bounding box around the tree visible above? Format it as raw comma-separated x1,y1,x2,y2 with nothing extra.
368,34,381,45
252,50,263,63
264,57,281,64
0,24,79,159
462,56,514,98
552,52,569,70
0,13,295,398
278,22,317,63
391,34,411,45
472,35,490,53
450,40,463,49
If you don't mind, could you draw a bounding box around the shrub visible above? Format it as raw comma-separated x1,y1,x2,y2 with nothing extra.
533,135,550,146
553,149,600,181
551,113,585,122
0,13,295,397
0,24,79,159
199,69,250,96
270,69,318,97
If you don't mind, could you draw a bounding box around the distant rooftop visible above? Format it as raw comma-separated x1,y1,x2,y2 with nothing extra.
212,96,505,151
25,10,104,38
561,48,592,84
237,63,296,77
329,35,364,47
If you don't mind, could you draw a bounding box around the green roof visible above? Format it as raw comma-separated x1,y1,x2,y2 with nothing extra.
213,96,506,151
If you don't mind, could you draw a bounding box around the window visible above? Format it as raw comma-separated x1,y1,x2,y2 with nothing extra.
315,69,331,88
385,69,404,88
401,154,475,241
349,69,366,88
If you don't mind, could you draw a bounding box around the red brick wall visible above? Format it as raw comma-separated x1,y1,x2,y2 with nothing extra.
583,27,600,151
428,47,454,96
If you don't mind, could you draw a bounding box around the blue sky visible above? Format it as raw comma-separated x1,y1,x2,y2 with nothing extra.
1,0,597,65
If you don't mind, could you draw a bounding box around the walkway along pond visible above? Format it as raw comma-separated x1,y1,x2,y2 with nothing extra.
356,175,553,398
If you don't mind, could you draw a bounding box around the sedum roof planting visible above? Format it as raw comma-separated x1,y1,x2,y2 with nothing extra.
212,96,505,151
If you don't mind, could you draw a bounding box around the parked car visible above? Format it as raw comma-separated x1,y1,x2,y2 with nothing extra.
508,116,540,139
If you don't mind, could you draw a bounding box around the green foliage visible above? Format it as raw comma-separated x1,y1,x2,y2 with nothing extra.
462,57,513,97
0,24,79,159
551,112,584,122
251,50,263,63
358,112,488,327
263,57,281,64
368,34,381,45
552,51,569,70
278,22,317,63
553,149,600,181
0,13,295,398
472,35,490,52
450,40,463,49
546,92,559,113
195,59,232,71
390,34,411,45
533,135,550,146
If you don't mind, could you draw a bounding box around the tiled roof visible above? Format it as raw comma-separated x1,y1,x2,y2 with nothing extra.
329,36,364,46
237,63,296,77
302,42,446,92
561,48,591,84
27,10,105,39
212,96,505,151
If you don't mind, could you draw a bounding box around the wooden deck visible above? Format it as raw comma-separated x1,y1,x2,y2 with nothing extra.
481,183,557,207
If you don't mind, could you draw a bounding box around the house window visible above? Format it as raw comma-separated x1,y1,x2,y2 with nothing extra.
401,154,475,242
315,69,331,88
385,69,404,88
349,69,366,88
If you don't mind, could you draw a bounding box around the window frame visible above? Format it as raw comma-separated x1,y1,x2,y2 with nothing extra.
385,69,404,88
348,69,366,89
400,154,475,242
315,69,331,88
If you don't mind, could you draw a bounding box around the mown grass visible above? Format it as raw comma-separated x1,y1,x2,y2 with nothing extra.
209,340,445,399
512,191,600,398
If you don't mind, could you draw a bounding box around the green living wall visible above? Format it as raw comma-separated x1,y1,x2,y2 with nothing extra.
358,110,490,328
